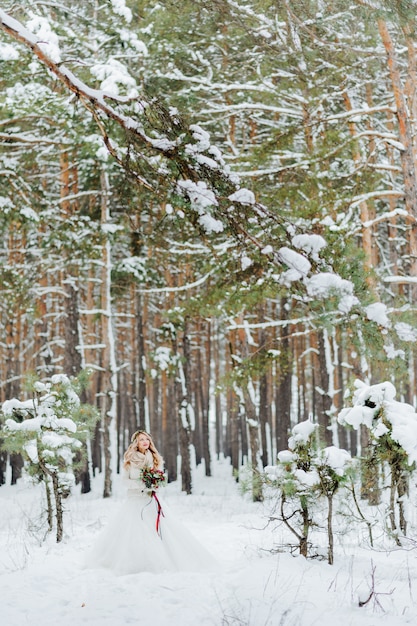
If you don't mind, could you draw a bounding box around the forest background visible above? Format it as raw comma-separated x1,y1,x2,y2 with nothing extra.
1,0,417,504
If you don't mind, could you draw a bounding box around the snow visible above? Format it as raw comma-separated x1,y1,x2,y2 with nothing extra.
276,450,295,464
153,346,173,370
278,246,311,278
292,233,327,260
177,180,218,210
0,42,19,60
338,404,374,430
183,125,227,172
24,440,39,463
305,272,359,313
194,153,219,169
118,28,148,54
189,124,211,151
338,380,417,465
5,416,42,432
110,0,132,23
365,302,391,328
198,213,224,233
319,446,352,475
395,322,417,342
177,180,224,234
1,459,417,626
240,253,253,270
228,188,256,205
384,343,405,360
25,14,61,63
288,418,318,447
2,397,35,416
90,59,138,97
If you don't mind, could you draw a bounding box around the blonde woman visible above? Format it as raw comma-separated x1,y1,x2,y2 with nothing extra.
124,430,163,479
85,430,216,575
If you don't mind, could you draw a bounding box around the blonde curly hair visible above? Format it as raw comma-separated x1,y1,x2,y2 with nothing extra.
123,430,163,470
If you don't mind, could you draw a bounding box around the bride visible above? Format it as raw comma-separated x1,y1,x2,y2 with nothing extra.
85,430,216,575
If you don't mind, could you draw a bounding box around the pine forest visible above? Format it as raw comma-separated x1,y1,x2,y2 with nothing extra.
1,0,417,512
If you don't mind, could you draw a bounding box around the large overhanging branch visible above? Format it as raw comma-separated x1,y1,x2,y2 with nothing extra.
0,8,298,265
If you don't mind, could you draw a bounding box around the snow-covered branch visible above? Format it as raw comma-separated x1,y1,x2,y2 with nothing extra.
384,276,417,284
349,190,405,209
0,8,295,261
322,105,396,124
0,132,61,144
137,270,215,294
200,102,303,119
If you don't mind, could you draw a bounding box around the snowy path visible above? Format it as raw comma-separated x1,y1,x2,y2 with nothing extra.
1,461,416,625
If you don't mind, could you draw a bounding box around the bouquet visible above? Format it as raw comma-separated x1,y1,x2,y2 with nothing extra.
140,467,167,490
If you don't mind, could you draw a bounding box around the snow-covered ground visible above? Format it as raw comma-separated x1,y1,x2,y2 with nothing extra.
1,459,417,625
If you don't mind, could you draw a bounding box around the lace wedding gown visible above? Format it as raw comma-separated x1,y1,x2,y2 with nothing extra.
85,455,216,575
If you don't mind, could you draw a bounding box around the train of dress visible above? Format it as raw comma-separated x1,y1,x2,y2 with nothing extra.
85,489,217,575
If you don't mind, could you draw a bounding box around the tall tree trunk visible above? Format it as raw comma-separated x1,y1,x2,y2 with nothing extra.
193,372,203,467
135,291,147,430
332,327,347,450
242,386,263,502
378,19,417,300
276,297,292,453
397,470,408,536
213,320,223,459
196,321,211,476
64,282,82,376
258,310,271,468
0,450,7,486
165,377,178,482
228,387,240,478
64,281,92,493
177,323,193,494
343,88,377,292
100,169,118,498
259,370,269,468
327,493,334,566
360,429,381,505
316,329,333,446
296,330,308,422
3,230,24,484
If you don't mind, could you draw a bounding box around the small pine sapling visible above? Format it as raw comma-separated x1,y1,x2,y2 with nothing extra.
265,420,352,563
0,373,99,542
264,419,319,559
338,380,417,546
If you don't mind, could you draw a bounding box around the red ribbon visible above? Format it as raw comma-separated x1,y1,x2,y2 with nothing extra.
152,491,164,536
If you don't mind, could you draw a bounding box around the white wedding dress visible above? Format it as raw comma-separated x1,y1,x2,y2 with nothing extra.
85,456,216,575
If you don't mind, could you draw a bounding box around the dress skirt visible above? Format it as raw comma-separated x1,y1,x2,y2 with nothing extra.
85,489,216,575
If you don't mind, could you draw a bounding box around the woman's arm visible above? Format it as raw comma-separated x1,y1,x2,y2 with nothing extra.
123,465,144,489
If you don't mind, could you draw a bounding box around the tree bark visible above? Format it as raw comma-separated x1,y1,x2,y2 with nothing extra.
378,19,417,299
135,291,147,430
0,450,7,486
343,89,377,292
177,323,193,494
276,297,292,453
242,386,263,502
100,169,118,498
316,329,333,446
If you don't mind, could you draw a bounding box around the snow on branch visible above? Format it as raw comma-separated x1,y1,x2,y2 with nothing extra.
0,131,60,145
384,276,417,284
322,105,396,124
349,190,405,209
137,270,215,294
350,207,408,234
200,102,303,119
